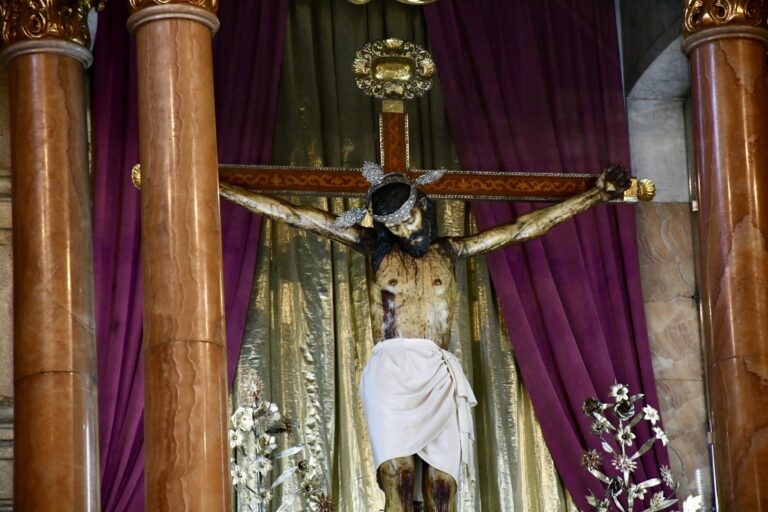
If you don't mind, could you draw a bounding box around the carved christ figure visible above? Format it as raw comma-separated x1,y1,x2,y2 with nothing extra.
220,163,630,512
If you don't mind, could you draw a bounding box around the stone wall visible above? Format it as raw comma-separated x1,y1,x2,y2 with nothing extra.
618,0,682,93
637,203,711,507
0,65,14,511
625,25,713,507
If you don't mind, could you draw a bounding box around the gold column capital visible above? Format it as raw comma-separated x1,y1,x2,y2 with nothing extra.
683,0,768,53
128,0,217,15
0,0,95,50
683,0,768,37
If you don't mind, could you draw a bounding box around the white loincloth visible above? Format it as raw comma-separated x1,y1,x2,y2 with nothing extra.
359,338,477,483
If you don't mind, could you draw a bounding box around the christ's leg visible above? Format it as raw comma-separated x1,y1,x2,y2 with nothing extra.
378,456,417,512
422,464,456,512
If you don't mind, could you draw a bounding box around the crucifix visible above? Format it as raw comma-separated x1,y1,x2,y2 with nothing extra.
133,38,652,512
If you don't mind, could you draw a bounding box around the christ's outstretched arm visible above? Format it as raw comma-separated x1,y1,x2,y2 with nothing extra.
445,166,630,259
220,183,369,252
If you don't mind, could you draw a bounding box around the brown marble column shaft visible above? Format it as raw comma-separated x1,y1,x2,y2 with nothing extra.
683,4,768,509
1,20,100,512
127,3,230,510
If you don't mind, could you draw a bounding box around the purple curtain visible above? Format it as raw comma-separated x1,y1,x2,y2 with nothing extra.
91,2,288,510
213,1,289,380
425,1,668,508
92,5,144,508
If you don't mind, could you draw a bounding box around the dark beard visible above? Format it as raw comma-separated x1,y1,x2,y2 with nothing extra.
398,222,431,258
370,203,436,271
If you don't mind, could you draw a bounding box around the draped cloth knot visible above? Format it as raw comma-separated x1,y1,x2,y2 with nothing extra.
359,338,477,484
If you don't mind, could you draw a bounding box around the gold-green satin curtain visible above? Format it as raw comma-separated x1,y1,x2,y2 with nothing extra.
234,1,576,510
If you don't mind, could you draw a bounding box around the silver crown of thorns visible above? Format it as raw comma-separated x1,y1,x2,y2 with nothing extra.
333,162,445,228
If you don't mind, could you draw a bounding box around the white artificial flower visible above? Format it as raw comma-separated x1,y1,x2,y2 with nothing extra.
595,499,610,512
628,484,647,500
611,454,637,474
241,374,263,399
660,465,676,488
232,406,255,431
683,495,703,512
253,488,273,505
609,382,629,402
255,455,273,476
231,464,247,486
255,400,273,417
590,417,609,435
257,433,277,455
653,426,669,446
649,491,665,511
615,425,636,447
643,405,660,425
229,429,244,449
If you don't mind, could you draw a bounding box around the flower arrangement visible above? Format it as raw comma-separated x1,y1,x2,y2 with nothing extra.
230,373,333,512
580,383,702,512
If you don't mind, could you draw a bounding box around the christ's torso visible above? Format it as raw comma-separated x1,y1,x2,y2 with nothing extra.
367,241,457,350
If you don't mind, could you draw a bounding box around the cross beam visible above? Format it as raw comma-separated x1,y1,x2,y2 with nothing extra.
219,164,605,202
217,101,650,203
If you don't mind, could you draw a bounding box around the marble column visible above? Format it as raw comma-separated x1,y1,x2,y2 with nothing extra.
126,2,230,510
683,2,768,510
0,2,100,510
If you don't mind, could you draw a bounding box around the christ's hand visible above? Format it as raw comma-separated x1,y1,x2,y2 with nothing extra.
596,165,631,201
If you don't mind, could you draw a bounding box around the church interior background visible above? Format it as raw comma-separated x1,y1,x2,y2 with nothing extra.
1,0,760,510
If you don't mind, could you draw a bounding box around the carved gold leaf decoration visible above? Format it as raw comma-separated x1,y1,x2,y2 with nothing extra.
128,0,218,14
131,163,142,189
353,38,435,100
622,177,657,203
638,179,656,202
684,0,767,36
0,0,94,49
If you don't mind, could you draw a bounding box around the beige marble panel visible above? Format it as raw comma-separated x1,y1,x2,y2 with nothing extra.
0,66,9,173
637,202,695,302
0,57,12,512
0,202,9,229
644,297,703,380
0,231,12,399
0,398,11,512
0,176,9,198
637,202,712,507
0,63,12,402
655,379,711,505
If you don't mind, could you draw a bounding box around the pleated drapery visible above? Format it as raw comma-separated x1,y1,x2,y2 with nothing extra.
91,2,288,509
92,5,144,507
234,2,574,510
425,1,669,509
213,1,289,383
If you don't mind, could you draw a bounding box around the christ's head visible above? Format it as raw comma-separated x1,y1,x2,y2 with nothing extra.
370,180,436,269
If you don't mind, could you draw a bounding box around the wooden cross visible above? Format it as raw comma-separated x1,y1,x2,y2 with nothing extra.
215,39,653,203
